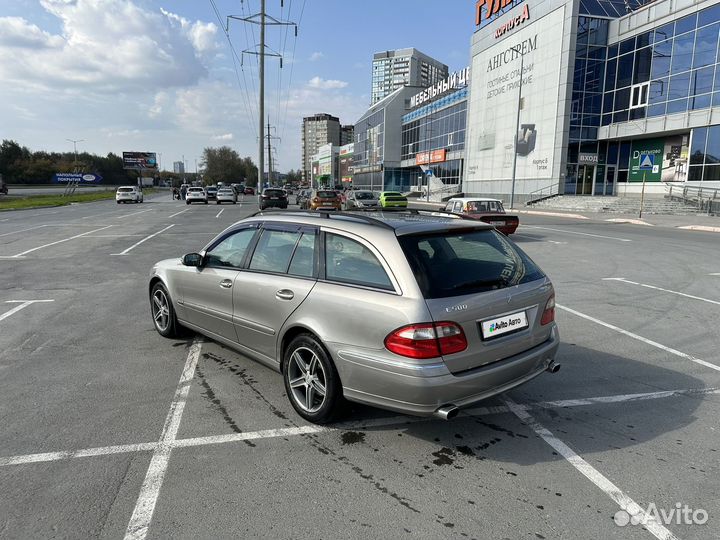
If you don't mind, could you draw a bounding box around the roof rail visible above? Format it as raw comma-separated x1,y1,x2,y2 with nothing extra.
248,208,396,230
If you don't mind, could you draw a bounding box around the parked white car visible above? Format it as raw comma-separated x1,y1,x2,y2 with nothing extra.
216,188,237,204
186,187,208,205
116,186,143,204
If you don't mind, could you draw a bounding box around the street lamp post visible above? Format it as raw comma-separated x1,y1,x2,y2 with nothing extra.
509,48,524,210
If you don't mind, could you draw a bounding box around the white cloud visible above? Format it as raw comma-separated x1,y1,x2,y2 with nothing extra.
307,76,348,90
212,133,234,141
0,16,64,49
0,0,217,94
309,51,324,61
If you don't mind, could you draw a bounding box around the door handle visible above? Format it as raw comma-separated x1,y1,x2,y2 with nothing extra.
275,289,294,300
219,279,233,289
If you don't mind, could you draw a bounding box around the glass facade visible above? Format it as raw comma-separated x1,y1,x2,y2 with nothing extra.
603,4,720,124
401,88,467,187
565,16,611,195
688,125,720,181
564,2,720,194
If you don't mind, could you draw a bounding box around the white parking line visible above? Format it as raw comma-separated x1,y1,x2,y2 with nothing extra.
111,224,174,256
505,398,678,540
523,225,632,242
168,209,190,218
603,277,720,306
0,299,54,322
0,224,50,238
124,339,202,540
9,226,113,258
513,233,567,245
2,386,717,468
116,209,153,220
215,209,224,219
557,304,720,373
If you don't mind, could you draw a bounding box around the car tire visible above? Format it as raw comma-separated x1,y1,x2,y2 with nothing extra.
204,200,208,205
186,201,190,205
150,282,182,338
282,333,344,424
233,201,236,204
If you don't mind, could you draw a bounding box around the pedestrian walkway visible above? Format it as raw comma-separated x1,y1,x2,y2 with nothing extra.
409,200,720,233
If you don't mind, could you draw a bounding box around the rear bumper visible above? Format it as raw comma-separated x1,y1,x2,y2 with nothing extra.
333,323,559,417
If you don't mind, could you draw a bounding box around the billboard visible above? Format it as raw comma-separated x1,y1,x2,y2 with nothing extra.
123,151,157,170
465,6,565,185
53,172,103,183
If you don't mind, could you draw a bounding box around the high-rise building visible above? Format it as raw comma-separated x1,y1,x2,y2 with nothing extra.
340,125,354,146
173,161,184,174
301,113,341,183
371,48,449,105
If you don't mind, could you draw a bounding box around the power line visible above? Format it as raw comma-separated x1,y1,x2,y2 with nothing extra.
208,0,258,139
280,0,305,142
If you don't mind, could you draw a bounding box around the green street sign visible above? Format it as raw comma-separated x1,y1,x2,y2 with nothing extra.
629,138,663,182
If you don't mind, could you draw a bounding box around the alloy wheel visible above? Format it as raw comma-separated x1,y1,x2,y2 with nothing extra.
287,346,327,413
152,288,170,332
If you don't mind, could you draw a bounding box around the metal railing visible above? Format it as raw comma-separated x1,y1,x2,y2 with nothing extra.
666,183,720,214
525,182,560,206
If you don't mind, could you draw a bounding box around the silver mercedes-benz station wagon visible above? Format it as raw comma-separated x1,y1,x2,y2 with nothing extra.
149,210,560,423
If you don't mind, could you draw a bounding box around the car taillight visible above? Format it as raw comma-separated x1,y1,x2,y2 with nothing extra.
384,322,467,359
541,294,555,325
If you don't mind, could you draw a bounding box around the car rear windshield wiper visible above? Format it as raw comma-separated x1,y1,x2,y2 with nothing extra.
447,277,509,291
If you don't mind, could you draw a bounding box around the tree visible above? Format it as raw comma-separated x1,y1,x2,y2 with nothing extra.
201,146,257,186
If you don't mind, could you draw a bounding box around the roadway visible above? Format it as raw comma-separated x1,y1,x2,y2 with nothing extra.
0,193,718,539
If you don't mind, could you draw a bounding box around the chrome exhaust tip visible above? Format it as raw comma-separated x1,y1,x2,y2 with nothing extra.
546,360,561,374
434,405,460,420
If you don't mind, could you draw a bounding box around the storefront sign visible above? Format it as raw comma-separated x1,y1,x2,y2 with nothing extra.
410,67,469,109
578,153,598,164
476,0,521,25
494,4,530,38
465,5,565,184
350,164,383,174
415,149,447,165
630,139,663,181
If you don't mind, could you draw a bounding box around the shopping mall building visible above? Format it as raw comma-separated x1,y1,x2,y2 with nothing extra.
464,0,720,202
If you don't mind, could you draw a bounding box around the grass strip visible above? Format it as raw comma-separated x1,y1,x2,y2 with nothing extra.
0,189,157,211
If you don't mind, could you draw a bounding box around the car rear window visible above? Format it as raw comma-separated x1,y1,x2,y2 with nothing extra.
355,191,374,200
399,229,545,299
188,188,203,192
118,187,133,192
317,191,336,198
264,189,285,197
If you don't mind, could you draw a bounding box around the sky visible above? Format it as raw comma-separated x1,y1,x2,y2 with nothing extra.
0,0,478,174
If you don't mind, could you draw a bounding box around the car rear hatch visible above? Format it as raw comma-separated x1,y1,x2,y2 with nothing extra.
398,227,554,374
472,214,519,229
263,189,286,200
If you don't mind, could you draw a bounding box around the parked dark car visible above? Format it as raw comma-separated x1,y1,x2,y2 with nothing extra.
244,187,255,195
206,186,218,200
259,188,288,210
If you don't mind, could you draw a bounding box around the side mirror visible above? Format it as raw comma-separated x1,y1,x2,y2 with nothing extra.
182,253,203,267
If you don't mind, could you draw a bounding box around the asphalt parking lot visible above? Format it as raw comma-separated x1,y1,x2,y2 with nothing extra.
0,192,718,539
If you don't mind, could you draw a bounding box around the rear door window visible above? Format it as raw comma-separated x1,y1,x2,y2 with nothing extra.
324,233,393,290
317,190,336,198
399,229,545,298
249,229,301,273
